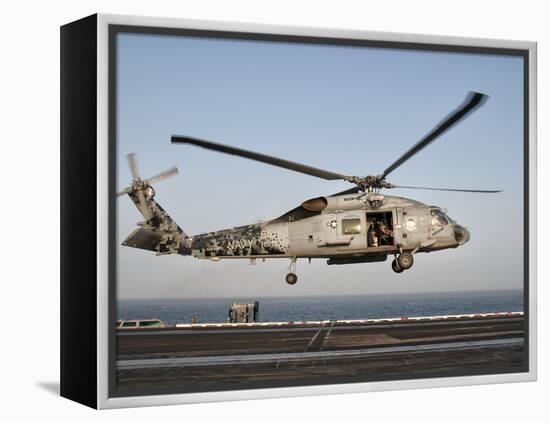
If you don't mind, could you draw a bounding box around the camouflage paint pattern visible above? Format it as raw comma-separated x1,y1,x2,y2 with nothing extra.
189,223,289,258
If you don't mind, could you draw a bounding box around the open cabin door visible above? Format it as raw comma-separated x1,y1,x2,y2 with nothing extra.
366,210,395,248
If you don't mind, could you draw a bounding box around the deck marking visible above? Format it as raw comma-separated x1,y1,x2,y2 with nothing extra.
305,329,323,351
117,337,524,370
321,329,333,351
118,317,524,336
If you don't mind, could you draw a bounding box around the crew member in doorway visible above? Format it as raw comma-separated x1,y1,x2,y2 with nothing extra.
368,224,378,247
376,221,393,246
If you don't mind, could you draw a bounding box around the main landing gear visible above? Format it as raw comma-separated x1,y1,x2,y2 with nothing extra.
392,252,414,274
286,257,298,285
285,273,298,285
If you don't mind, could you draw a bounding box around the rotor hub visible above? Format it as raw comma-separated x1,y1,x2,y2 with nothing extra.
344,175,393,190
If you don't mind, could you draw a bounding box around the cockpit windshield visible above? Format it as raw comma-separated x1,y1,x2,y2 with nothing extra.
430,209,449,227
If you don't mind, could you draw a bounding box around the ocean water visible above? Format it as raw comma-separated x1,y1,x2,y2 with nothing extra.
117,290,523,325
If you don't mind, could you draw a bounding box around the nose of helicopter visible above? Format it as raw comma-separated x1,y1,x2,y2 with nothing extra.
454,225,470,245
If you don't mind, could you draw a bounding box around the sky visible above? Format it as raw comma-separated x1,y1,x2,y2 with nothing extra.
115,32,524,300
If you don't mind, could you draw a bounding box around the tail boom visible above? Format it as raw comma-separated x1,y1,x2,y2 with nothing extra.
123,188,190,255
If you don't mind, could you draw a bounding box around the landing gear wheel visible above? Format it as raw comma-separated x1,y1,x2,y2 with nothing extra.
286,257,298,285
397,252,414,270
392,259,404,273
285,273,298,285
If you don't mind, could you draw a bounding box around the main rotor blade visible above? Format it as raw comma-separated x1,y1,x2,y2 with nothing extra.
392,185,501,193
382,91,488,178
172,135,347,181
127,153,140,181
331,186,362,196
144,166,179,186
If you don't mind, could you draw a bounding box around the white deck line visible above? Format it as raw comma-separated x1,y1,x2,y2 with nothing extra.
172,311,524,328
117,338,525,369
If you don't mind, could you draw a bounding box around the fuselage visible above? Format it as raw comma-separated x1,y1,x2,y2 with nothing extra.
185,193,470,263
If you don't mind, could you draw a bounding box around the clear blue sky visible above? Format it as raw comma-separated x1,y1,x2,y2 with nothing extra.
116,32,524,300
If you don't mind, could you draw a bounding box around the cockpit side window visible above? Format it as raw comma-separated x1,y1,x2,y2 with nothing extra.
430,209,449,227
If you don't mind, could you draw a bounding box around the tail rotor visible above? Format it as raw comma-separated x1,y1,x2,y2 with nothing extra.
118,154,187,254
127,153,140,181
117,153,179,197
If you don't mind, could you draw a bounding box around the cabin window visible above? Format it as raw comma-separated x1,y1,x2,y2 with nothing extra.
342,218,361,235
121,321,137,327
139,320,162,327
430,209,449,226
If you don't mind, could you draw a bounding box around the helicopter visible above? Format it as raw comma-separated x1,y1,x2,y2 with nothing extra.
119,91,500,285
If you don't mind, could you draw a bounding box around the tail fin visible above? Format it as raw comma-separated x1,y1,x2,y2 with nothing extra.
118,154,189,255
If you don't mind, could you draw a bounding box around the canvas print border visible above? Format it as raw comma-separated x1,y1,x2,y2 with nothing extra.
94,14,537,409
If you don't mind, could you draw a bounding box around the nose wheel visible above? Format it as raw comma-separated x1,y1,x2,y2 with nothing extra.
286,257,298,285
392,252,414,273
391,259,404,273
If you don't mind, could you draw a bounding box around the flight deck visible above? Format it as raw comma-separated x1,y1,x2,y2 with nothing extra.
114,312,526,396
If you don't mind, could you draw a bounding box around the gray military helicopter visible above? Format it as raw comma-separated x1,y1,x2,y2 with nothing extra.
119,91,500,285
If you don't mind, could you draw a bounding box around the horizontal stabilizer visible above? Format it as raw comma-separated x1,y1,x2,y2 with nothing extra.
122,227,163,252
